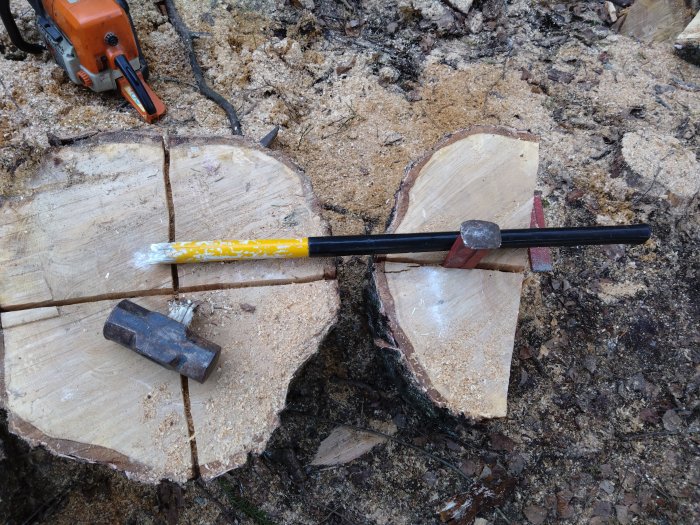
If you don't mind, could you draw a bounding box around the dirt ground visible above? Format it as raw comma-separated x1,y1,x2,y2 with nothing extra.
1,0,699,523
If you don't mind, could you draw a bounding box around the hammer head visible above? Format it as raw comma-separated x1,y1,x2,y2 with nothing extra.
460,220,502,250
103,300,221,383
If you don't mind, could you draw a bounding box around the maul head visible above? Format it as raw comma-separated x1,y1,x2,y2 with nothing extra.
103,299,220,383
460,220,502,250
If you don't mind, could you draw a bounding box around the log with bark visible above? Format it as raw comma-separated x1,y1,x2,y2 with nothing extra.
0,132,339,482
369,126,539,420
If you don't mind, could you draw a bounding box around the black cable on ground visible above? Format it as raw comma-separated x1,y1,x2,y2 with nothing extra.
163,0,243,135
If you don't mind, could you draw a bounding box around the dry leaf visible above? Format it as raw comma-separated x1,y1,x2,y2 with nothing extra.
310,426,387,466
438,466,516,524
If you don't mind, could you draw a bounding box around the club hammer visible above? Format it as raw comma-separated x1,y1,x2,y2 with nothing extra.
103,299,221,383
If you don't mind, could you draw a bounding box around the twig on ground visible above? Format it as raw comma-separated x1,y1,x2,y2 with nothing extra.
163,0,243,135
20,481,74,525
495,507,512,524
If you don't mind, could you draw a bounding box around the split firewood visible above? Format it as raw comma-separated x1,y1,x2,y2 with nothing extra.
0,133,339,482
369,126,538,419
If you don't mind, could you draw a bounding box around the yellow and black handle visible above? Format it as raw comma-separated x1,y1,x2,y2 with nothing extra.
150,224,651,264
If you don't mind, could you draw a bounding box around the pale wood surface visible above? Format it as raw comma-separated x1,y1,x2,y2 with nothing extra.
374,127,538,419
183,282,339,479
384,262,524,418
620,0,693,43
0,137,172,309
1,133,340,483
385,131,538,271
676,11,700,48
1,298,193,483
169,140,331,290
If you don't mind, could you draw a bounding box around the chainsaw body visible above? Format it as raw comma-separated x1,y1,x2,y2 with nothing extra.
0,0,165,122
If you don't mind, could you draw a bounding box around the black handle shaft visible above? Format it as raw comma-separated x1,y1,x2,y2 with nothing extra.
308,224,651,257
114,54,156,115
0,0,44,53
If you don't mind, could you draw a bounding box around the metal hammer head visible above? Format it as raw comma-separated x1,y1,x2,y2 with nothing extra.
103,300,221,383
460,220,502,249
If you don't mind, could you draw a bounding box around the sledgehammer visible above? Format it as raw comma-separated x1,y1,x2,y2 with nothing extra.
103,299,220,383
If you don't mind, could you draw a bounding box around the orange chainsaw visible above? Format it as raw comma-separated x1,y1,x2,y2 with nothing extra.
0,0,165,122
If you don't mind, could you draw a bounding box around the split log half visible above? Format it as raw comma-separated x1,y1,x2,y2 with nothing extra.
0,133,339,482
0,133,172,309
370,127,539,419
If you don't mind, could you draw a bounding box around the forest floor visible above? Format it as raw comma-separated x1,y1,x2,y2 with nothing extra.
1,0,699,523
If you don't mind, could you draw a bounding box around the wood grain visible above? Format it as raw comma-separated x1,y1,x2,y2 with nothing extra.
1,297,193,483
383,262,523,418
1,132,340,482
372,127,539,419
0,135,172,309
181,282,339,479
385,129,538,271
168,137,333,290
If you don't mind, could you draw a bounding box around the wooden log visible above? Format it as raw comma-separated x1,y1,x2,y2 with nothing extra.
369,127,538,419
183,283,338,479
0,133,172,309
619,0,694,43
168,136,334,291
0,133,339,482
1,299,193,483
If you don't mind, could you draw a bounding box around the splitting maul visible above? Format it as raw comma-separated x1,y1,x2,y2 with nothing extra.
140,221,652,265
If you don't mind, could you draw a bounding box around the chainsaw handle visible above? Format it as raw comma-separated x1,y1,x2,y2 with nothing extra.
0,0,44,53
114,0,149,80
114,54,156,115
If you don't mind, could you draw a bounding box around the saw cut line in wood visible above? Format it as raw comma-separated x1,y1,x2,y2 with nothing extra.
183,283,339,479
370,126,539,419
385,126,539,272
0,132,340,483
0,298,193,483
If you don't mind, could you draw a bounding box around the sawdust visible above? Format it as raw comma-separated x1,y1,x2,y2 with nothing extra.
621,129,700,198
384,263,524,418
597,280,648,305
2,0,700,522
182,280,339,478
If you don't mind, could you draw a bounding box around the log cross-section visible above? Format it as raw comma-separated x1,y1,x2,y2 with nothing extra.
0,133,339,482
370,127,539,419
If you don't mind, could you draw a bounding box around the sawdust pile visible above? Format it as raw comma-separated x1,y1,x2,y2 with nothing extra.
2,0,700,523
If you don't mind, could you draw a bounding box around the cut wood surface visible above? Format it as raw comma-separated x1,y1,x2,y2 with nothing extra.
371,127,538,419
184,284,339,478
385,127,538,272
619,0,694,43
0,133,172,309
381,263,523,417
0,133,339,483
169,137,333,290
1,298,192,483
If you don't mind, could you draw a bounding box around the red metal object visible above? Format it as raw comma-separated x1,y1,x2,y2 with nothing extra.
528,192,554,272
442,242,491,269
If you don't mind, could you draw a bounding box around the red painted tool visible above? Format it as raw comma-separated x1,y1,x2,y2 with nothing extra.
529,191,554,272
0,0,165,122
